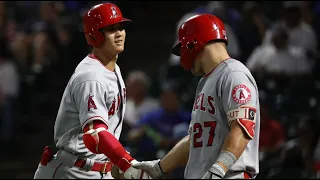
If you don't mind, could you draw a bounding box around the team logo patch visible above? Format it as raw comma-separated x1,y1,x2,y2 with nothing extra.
111,6,119,19
86,94,97,111
232,84,251,104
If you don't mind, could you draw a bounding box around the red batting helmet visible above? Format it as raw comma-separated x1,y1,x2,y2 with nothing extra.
83,3,132,48
171,14,228,71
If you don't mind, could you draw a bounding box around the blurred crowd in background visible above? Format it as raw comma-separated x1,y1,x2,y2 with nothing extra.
1,1,320,179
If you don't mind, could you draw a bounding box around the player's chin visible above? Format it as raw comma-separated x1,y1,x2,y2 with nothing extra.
115,46,124,54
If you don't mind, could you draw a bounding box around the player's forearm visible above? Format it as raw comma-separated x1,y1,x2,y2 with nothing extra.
221,121,251,159
159,135,190,174
209,121,250,177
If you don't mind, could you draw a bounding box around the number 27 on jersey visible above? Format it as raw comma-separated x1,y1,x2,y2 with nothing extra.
193,121,217,148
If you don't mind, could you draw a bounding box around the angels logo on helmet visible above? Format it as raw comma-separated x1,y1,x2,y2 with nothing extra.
111,6,119,19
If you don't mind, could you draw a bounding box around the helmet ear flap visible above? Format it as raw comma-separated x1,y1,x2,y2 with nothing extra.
186,39,197,50
179,38,201,70
86,30,105,48
89,34,96,41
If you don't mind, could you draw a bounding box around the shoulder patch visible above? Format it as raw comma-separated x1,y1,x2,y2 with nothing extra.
232,84,251,104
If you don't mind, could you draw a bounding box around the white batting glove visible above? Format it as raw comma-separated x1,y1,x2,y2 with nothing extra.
201,164,225,179
201,171,222,179
123,160,151,179
130,159,165,179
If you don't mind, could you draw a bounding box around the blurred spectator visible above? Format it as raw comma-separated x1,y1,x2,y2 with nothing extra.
127,83,190,178
246,26,312,77
7,2,87,133
309,116,320,175
124,70,160,127
259,104,286,161
300,1,315,26
0,36,19,143
10,30,32,72
236,1,269,63
0,1,8,38
31,1,62,73
313,136,320,173
0,1,4,32
262,1,317,57
0,1,16,41
127,84,190,160
28,1,82,78
276,117,319,178
314,1,320,37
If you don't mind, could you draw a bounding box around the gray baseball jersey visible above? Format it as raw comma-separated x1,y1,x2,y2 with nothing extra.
54,53,126,160
34,54,126,179
184,59,260,179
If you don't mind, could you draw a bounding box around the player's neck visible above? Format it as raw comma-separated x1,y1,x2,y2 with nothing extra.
92,49,118,71
200,42,230,74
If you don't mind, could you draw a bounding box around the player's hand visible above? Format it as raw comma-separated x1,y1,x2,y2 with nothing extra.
201,164,225,179
123,160,151,179
111,165,125,179
130,159,165,179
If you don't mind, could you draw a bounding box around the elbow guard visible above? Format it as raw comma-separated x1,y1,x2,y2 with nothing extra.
83,120,134,172
83,120,108,154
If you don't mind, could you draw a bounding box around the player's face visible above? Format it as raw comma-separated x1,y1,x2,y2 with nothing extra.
101,23,126,55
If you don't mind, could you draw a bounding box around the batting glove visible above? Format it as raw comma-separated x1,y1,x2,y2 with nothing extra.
130,159,165,179
201,164,225,179
123,160,151,179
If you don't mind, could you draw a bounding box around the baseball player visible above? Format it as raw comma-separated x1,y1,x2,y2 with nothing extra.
131,14,260,179
33,3,149,179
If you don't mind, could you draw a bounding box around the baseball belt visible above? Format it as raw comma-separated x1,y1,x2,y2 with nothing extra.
39,145,113,174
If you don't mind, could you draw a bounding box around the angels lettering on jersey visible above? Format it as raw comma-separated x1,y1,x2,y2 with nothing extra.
86,88,126,116
193,93,216,115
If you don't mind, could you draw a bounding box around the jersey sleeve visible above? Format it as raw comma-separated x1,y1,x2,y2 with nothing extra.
221,71,258,139
73,80,109,130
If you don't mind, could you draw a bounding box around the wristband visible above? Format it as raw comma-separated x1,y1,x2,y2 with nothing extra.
209,150,237,178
